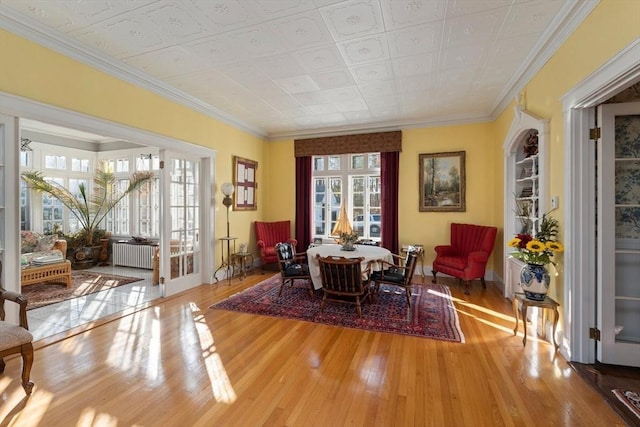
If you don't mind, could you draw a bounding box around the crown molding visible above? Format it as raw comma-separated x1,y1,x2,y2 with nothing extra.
0,1,599,141
0,8,267,139
267,114,491,141
490,0,600,121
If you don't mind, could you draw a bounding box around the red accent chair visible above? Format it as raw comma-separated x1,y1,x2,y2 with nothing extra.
431,223,498,295
255,220,298,270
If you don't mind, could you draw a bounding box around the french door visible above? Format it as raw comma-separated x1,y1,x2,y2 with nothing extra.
159,150,206,297
597,101,640,366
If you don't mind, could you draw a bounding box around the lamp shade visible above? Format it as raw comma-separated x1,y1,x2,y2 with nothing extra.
221,182,235,196
331,204,353,236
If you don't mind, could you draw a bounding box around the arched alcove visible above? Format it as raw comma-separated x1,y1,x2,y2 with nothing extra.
502,106,549,299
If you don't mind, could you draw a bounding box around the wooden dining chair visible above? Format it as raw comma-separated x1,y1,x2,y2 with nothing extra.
316,255,371,318
369,249,419,307
275,242,313,298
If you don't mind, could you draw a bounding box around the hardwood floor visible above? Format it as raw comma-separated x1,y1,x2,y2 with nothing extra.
570,362,640,426
0,273,627,426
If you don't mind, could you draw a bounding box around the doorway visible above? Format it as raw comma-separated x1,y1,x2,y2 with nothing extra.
563,40,640,364
1,93,217,339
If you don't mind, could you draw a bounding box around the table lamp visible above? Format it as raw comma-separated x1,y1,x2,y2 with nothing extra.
331,204,353,236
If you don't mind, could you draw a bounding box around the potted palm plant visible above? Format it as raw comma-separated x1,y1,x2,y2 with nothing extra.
21,163,153,268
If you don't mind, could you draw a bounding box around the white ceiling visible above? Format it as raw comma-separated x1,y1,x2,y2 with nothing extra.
0,0,595,140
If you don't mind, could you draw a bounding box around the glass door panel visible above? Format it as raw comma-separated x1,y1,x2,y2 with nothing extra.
598,102,640,367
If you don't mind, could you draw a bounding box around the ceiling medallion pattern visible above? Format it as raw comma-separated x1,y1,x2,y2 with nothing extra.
1,0,587,138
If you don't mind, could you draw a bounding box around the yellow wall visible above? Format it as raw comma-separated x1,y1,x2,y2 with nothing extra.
265,122,500,271
0,29,265,266
399,124,498,267
492,0,640,306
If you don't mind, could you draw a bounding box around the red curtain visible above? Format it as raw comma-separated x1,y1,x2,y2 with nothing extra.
295,156,312,252
381,151,399,255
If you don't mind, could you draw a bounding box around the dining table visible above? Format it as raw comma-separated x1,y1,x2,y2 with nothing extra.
306,243,394,290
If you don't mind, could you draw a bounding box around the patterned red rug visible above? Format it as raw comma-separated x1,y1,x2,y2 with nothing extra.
23,270,143,310
211,275,464,342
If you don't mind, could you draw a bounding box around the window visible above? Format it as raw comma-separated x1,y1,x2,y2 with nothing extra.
44,154,66,170
68,178,89,232
312,153,381,240
42,177,64,234
107,178,131,235
71,157,90,172
20,151,31,167
107,154,161,237
20,180,31,231
21,146,161,239
134,177,159,236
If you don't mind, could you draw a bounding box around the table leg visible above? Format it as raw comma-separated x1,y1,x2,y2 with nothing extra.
238,256,246,279
512,298,519,336
552,305,559,352
520,302,528,347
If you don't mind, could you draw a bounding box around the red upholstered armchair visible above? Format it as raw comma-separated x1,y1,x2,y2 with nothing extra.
431,223,498,295
255,221,298,270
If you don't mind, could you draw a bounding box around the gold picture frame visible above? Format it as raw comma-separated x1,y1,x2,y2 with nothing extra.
419,151,466,212
233,156,258,211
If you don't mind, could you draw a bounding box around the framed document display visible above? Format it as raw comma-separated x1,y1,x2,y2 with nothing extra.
233,156,258,210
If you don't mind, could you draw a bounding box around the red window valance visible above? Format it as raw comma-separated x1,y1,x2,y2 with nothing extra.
294,131,401,157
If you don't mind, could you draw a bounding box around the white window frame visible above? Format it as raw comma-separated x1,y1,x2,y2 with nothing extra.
312,152,381,240
20,142,162,238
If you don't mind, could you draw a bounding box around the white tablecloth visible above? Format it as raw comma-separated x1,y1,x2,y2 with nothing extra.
306,244,394,290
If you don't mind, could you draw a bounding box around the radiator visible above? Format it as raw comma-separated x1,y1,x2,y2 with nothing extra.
112,242,155,270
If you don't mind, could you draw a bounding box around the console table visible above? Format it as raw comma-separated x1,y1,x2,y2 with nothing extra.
512,293,559,351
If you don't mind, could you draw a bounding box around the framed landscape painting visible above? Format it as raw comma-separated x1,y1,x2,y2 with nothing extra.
419,151,466,212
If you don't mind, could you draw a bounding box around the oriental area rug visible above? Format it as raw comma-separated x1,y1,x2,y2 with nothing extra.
612,390,640,421
23,270,143,310
211,275,465,342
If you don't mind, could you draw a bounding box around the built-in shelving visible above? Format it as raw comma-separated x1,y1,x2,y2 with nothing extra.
503,107,549,299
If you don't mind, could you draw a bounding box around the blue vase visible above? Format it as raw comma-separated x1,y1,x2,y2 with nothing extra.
520,263,550,301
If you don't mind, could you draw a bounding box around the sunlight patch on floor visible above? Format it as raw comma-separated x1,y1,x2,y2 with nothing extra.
427,288,515,322
107,313,147,372
78,407,121,427
190,302,237,404
3,387,54,426
455,308,515,335
146,306,162,380
27,266,159,342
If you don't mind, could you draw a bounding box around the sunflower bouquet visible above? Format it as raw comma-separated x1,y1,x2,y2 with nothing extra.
507,213,564,266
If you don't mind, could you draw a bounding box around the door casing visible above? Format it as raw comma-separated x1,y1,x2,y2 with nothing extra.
562,39,640,363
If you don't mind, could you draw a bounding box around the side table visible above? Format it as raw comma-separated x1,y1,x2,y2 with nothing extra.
214,237,237,284
232,252,255,279
512,292,559,351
